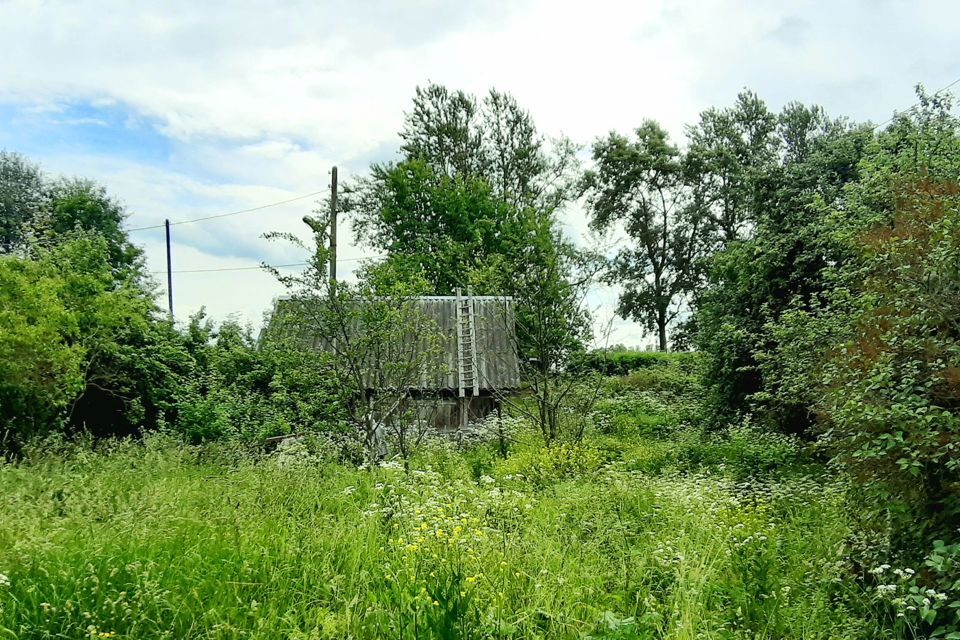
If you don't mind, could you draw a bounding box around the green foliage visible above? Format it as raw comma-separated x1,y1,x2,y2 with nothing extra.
692,96,873,431
583,122,705,350
689,89,960,586
0,245,85,445
817,175,960,548
871,540,960,638
266,226,446,460
0,150,46,252
0,152,140,269
349,83,579,298
0,231,180,451
495,439,606,487
0,427,877,639
572,349,699,376
44,178,143,270
352,158,523,295
175,314,349,444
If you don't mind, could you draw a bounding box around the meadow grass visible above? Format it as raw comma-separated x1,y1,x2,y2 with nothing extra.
0,427,893,639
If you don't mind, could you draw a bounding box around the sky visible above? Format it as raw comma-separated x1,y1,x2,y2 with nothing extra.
1,0,958,346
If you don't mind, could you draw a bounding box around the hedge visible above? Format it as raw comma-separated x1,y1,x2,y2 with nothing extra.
570,350,699,376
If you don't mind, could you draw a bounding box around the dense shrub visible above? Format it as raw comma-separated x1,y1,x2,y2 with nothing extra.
0,232,189,452
495,440,606,487
592,358,704,436
173,315,349,443
817,176,960,549
571,349,698,377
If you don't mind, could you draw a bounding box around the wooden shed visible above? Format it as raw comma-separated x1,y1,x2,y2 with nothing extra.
265,292,520,430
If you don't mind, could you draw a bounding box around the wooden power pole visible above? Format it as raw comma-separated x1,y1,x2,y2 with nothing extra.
329,166,338,295
165,218,174,321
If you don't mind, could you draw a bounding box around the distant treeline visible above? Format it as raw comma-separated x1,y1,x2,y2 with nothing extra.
570,350,698,377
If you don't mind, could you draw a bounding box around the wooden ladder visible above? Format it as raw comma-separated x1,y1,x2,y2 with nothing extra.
455,288,479,397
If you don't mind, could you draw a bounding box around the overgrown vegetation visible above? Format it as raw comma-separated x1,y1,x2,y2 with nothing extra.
2,82,960,638
0,386,914,639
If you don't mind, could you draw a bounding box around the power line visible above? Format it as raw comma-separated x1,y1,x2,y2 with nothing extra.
150,254,385,275
128,189,326,232
873,75,960,130
153,262,306,275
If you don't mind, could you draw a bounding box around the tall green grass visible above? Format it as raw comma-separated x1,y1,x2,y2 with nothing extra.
0,431,890,639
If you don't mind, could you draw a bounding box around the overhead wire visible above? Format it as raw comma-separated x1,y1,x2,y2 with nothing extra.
127,189,326,232
150,254,386,275
872,75,960,130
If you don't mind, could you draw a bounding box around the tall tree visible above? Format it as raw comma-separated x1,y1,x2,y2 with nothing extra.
350,159,518,295
0,151,46,253
400,84,485,180
584,121,704,351
692,98,872,430
44,178,143,271
684,90,780,244
349,83,579,297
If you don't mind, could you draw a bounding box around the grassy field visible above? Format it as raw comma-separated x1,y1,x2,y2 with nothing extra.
0,413,899,640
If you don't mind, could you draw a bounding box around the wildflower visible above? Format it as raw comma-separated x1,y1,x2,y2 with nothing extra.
0,573,9,588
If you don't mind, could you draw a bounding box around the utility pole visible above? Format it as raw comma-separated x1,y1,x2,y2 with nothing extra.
329,166,338,296
165,218,174,322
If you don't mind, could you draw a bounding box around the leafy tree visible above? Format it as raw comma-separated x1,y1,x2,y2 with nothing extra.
44,178,143,271
0,151,46,253
583,121,705,351
0,231,183,451
348,83,579,297
0,152,141,271
0,246,85,449
351,159,519,295
758,92,960,553
399,84,485,181
684,90,780,244
691,97,871,429
266,224,445,462
480,210,600,443
397,84,578,210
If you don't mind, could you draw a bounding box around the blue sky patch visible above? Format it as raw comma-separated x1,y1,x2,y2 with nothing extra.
0,100,175,166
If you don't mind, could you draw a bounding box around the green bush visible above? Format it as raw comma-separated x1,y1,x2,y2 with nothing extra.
495,440,606,487
571,349,699,377
0,232,188,452
173,316,349,444
671,421,808,477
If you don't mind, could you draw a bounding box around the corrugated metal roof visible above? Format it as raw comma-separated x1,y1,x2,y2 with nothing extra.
266,295,521,392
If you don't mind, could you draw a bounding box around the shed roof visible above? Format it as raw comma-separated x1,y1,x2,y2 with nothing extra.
266,295,521,393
